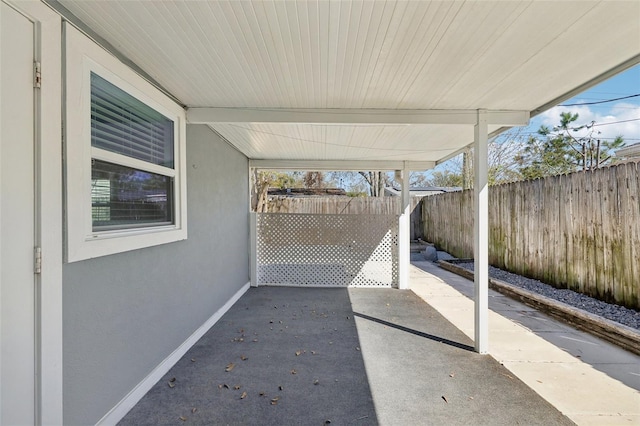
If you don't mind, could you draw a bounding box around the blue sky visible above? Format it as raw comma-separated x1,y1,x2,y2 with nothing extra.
512,63,640,146
422,63,640,181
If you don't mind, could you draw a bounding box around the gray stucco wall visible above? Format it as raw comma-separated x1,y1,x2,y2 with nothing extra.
62,125,249,425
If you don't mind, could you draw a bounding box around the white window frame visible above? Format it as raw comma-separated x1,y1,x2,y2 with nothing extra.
65,24,187,262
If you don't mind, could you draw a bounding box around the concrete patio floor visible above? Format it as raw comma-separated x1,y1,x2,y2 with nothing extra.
410,260,640,425
119,270,577,425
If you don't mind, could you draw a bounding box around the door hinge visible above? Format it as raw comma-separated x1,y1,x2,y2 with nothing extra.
34,247,42,274
34,62,41,88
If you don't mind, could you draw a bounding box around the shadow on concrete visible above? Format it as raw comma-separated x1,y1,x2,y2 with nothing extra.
353,312,474,352
412,260,640,392
119,286,573,426
119,287,378,425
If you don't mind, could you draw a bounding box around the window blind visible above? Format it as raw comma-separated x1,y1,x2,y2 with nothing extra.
90,72,174,168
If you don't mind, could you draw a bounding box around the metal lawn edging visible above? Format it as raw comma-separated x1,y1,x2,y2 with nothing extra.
438,259,640,356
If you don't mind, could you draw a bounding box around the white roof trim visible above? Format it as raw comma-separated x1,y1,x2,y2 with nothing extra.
188,108,529,126
249,160,436,171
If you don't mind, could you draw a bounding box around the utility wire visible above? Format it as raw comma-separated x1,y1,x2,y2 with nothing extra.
560,93,640,106
592,117,640,127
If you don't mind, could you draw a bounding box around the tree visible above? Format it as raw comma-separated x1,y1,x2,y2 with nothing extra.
251,170,302,212
327,171,391,197
303,171,324,188
358,171,388,197
516,112,625,179
426,169,463,187
427,128,530,189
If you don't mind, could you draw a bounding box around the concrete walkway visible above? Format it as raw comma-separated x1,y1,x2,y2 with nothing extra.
410,260,640,425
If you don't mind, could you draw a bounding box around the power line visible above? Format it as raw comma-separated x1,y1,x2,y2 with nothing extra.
592,117,640,127
560,93,640,106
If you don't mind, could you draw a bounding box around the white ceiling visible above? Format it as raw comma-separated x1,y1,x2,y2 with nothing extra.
56,0,640,167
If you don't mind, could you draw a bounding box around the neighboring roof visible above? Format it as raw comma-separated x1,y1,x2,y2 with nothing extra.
385,186,462,197
616,143,640,159
55,1,640,166
268,187,347,197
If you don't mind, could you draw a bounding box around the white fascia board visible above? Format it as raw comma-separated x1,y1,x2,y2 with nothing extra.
188,108,529,126
249,159,436,171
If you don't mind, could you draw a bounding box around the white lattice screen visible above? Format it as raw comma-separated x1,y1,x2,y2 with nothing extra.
256,213,399,287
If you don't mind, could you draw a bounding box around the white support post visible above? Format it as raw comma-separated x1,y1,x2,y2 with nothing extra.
398,162,411,290
250,212,258,287
474,110,489,354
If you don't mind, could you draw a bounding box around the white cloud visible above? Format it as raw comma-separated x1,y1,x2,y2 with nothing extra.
538,102,640,145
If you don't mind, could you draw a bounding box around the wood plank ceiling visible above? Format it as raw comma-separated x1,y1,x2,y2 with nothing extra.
57,0,640,165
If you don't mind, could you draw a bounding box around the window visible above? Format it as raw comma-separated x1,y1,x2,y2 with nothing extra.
65,24,187,262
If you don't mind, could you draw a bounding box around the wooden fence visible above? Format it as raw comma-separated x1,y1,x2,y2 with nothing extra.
421,161,640,309
265,196,425,240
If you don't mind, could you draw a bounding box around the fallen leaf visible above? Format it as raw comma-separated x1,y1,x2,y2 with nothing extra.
223,384,229,389
179,416,187,421
468,396,474,400
290,369,297,375
269,320,274,323
313,379,319,385
311,351,317,355
252,339,258,342
442,396,448,403
259,391,266,396
225,363,235,372
295,350,301,356
234,385,241,390
449,373,455,378
270,396,280,405
501,373,514,380
324,420,331,424
169,377,176,383
168,382,175,388
536,380,543,383
191,358,196,362
279,385,284,391
355,347,360,351
241,355,248,361
191,408,197,413
240,391,247,399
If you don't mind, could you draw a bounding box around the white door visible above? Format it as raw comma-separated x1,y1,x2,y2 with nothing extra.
1,2,37,424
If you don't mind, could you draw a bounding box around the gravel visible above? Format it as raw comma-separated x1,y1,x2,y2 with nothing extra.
455,261,640,331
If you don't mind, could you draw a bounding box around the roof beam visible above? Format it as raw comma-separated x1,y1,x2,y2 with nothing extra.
249,160,436,171
188,108,529,126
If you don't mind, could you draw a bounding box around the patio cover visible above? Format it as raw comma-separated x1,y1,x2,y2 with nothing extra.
52,0,640,165
51,0,640,353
